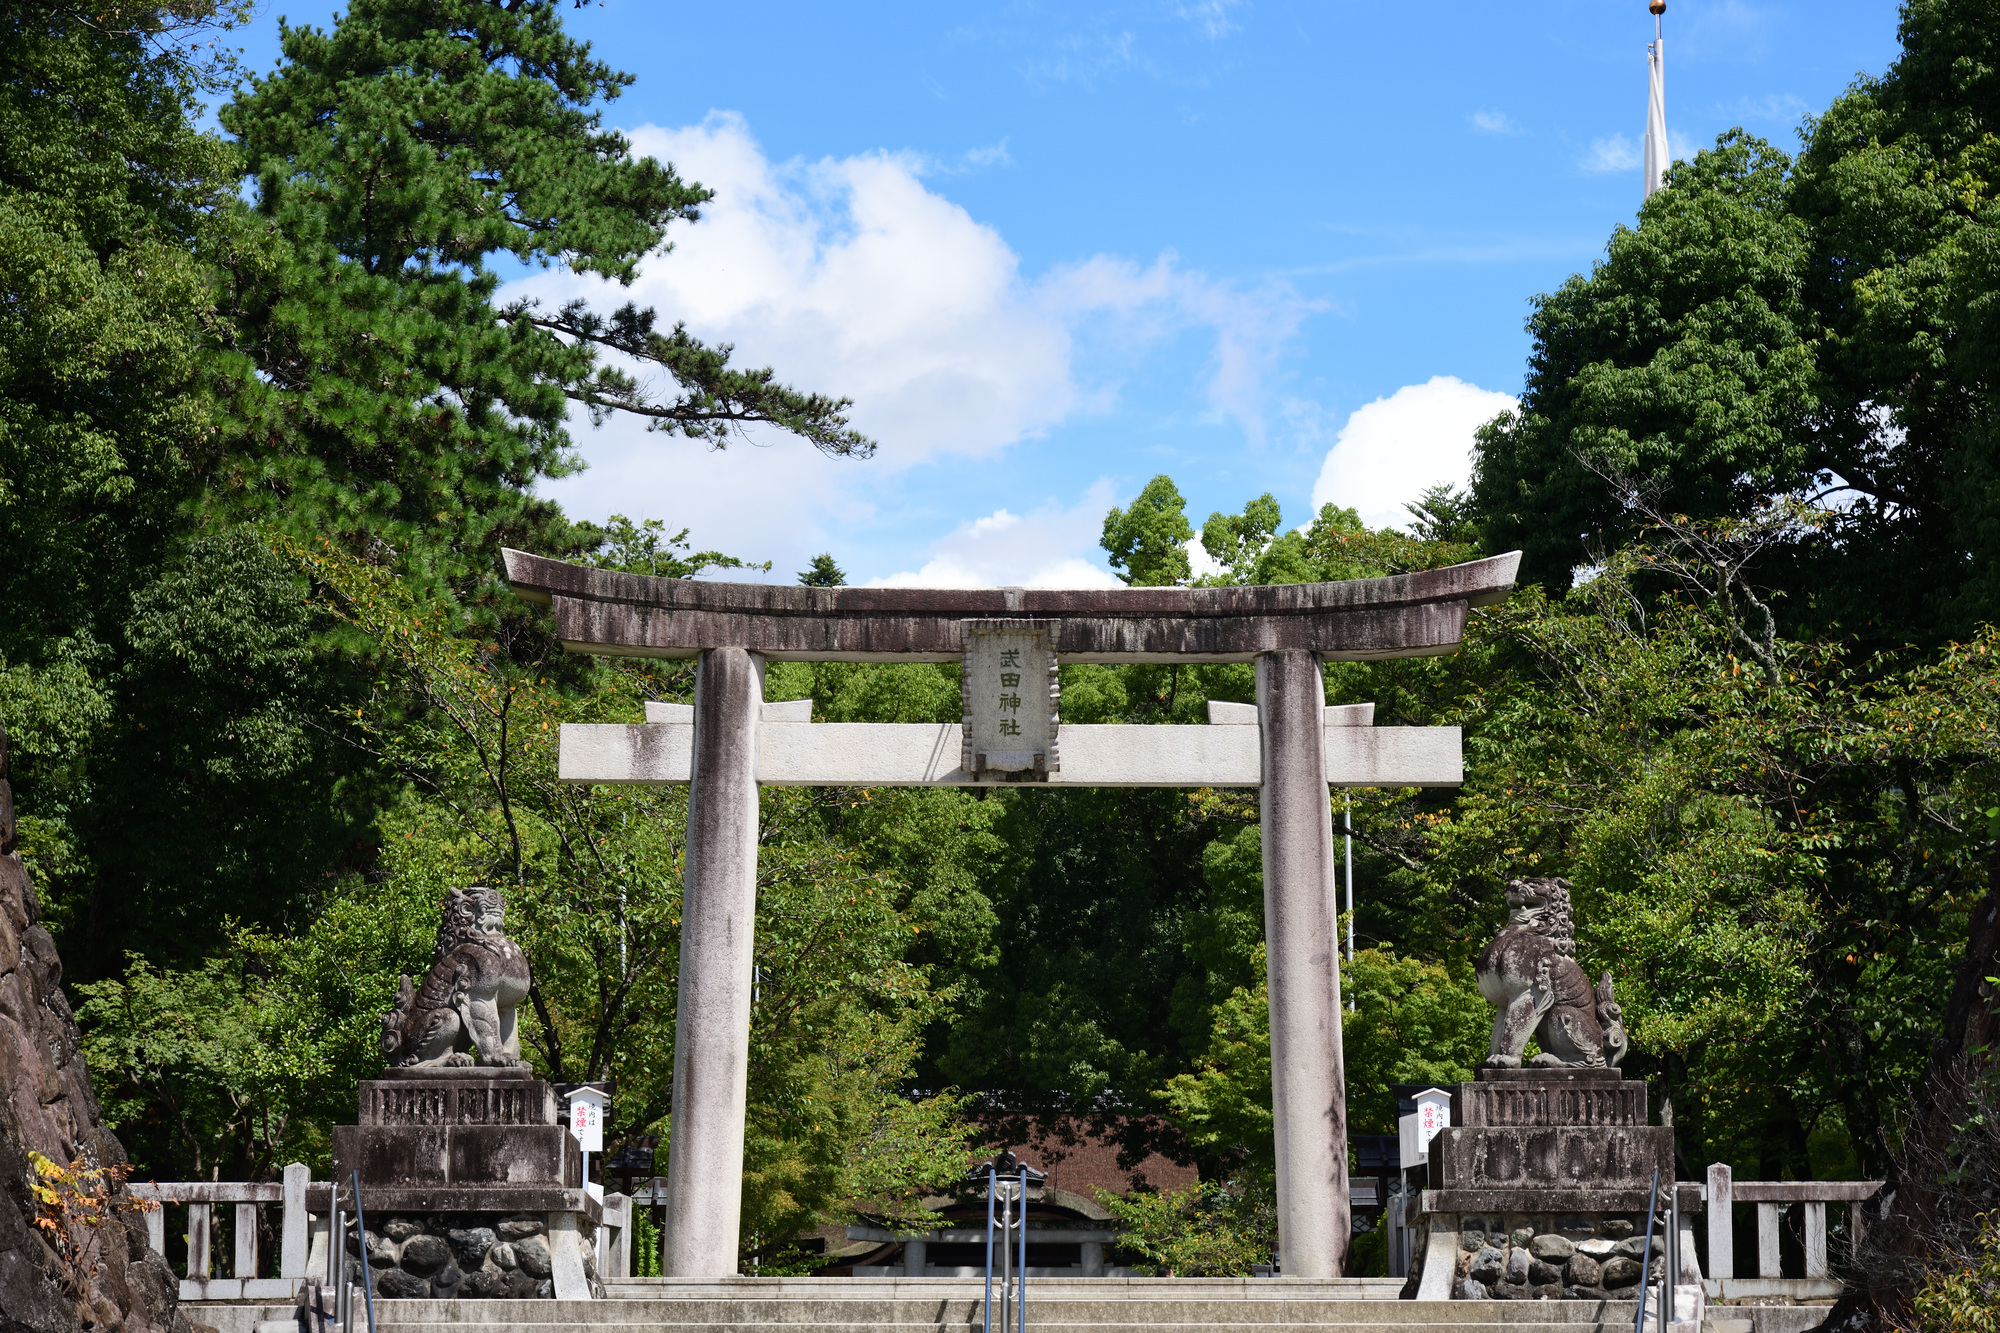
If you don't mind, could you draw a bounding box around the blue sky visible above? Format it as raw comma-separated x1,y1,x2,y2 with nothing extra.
225,0,1904,587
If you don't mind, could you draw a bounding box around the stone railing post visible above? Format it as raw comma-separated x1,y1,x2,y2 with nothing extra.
662,648,764,1276
1256,651,1350,1278
280,1163,310,1279
602,1193,631,1278
1706,1163,1732,1280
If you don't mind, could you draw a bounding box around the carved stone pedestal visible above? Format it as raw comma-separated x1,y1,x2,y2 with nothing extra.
312,1069,600,1300
1401,1068,1700,1301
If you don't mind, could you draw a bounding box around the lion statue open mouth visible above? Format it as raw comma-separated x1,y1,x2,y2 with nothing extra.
1475,876,1627,1069
380,886,534,1070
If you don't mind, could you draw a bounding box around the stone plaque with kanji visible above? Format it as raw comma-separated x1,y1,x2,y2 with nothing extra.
960,620,1059,779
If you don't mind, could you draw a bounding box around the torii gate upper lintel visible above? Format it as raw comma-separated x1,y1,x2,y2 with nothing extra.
500,548,1521,1280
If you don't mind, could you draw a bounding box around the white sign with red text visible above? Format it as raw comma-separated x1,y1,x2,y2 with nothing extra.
565,1086,607,1153
1398,1087,1451,1169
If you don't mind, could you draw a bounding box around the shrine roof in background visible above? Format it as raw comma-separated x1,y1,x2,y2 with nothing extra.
500,548,1522,663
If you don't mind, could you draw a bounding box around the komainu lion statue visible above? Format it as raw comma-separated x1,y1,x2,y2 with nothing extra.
1475,876,1628,1069
381,887,533,1069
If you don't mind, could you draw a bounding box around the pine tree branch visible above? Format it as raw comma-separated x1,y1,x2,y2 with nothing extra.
508,298,877,458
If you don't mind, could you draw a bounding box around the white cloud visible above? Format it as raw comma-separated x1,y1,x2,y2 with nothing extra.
1310,376,1517,531
517,113,1073,466
1177,0,1246,41
866,482,1125,588
1730,92,1808,124
1469,109,1523,136
959,138,1014,170
1582,134,1641,173
522,113,1316,582
1185,535,1225,581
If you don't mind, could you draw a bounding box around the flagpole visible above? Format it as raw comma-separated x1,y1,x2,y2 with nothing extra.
1644,0,1667,198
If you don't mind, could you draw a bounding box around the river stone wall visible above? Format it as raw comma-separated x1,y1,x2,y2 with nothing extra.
346,1211,598,1299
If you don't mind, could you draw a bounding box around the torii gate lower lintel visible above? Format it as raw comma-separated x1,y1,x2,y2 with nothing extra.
501,548,1521,1279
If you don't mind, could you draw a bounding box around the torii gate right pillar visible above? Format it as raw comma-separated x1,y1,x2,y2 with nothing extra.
1258,651,1350,1278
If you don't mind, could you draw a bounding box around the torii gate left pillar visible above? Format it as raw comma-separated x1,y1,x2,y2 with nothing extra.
502,549,1520,1279
666,647,763,1276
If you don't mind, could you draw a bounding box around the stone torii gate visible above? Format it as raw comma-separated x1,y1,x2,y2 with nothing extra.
501,548,1519,1280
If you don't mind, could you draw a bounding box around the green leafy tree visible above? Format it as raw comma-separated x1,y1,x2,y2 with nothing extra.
583,515,770,580
1473,0,2000,642
1096,1173,1276,1276
1102,476,1194,587
1471,131,1816,595
798,554,847,587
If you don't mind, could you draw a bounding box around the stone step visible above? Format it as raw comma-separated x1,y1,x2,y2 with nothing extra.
377,1323,1636,1333
364,1296,1641,1329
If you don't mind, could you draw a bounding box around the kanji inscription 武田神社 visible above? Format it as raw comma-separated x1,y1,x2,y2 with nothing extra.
960,621,1059,779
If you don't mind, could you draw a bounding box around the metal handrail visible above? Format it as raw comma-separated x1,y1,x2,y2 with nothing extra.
350,1172,377,1333
983,1169,996,1333
980,1163,1032,1333
1635,1169,1659,1333
1015,1165,1028,1333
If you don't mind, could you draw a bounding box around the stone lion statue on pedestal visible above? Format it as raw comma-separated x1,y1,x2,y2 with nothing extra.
1475,877,1628,1069
380,886,533,1069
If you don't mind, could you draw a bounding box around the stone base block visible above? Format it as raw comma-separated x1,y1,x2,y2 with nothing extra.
360,1075,556,1127
1425,1124,1675,1194
332,1123,581,1191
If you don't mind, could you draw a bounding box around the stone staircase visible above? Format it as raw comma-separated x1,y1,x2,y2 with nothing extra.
360,1278,1645,1333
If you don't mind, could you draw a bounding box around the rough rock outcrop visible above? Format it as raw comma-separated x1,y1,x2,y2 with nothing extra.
0,724,186,1333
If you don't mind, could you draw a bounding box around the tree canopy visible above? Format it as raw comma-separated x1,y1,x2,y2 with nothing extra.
1475,0,2000,646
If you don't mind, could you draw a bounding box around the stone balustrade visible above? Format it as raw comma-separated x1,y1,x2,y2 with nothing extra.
1703,1165,1883,1302
126,1166,633,1302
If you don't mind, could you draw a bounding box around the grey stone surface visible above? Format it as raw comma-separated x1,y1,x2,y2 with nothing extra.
1473,879,1628,1070
303,1184,598,1219
497,1218,545,1240
446,1226,495,1268
663,647,764,1276
330,1122,581,1190
1424,1124,1675,1192
1454,1078,1647,1129
960,622,1059,777
1256,650,1350,1278
360,1076,556,1127
1600,1257,1640,1288
1414,1210,1682,1303
514,1235,552,1278
379,887,533,1070
501,548,1523,663
0,722,188,1333
348,1212,595,1301
1530,1234,1575,1260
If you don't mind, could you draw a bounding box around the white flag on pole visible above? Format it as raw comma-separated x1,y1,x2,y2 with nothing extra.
1644,36,1668,197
